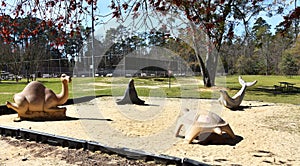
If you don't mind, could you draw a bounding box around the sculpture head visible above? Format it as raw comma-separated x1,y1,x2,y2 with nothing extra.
129,79,134,88
60,74,72,83
219,90,228,95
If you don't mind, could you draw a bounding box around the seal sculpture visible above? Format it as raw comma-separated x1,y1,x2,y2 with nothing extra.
116,79,145,105
6,74,71,122
175,109,235,144
219,76,257,109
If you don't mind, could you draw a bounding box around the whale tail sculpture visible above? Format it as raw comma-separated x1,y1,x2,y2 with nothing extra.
219,76,257,109
116,79,145,105
238,76,257,87
6,74,71,122
175,109,235,144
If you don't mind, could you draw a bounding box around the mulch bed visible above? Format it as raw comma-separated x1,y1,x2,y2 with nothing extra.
0,136,159,166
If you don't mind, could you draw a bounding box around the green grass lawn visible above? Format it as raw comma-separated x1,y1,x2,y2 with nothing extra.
1,75,299,105
223,75,300,104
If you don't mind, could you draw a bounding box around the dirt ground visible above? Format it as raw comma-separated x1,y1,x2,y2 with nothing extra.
0,97,299,165
0,136,158,166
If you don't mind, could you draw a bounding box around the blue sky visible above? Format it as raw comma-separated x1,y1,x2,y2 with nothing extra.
94,1,296,38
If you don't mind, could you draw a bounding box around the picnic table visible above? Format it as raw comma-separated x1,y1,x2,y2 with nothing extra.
274,82,296,93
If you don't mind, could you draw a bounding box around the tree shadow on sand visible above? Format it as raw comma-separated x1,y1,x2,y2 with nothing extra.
64,95,110,105
228,104,274,111
64,96,159,106
23,116,113,122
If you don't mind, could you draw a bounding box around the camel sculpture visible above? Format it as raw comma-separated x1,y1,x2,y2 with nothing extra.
219,76,257,109
175,108,236,144
6,74,71,122
116,79,145,105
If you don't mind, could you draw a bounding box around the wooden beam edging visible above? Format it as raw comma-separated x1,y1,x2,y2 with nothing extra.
0,125,209,166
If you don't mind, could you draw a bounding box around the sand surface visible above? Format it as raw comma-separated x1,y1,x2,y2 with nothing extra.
0,96,299,165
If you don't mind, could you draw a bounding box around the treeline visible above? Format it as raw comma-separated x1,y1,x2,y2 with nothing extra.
0,15,299,77
0,15,91,77
100,18,300,76
219,17,300,76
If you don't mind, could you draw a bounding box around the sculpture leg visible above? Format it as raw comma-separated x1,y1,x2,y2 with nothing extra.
185,125,202,144
6,101,19,111
175,123,184,137
221,124,236,139
6,101,29,122
6,101,28,115
44,107,66,113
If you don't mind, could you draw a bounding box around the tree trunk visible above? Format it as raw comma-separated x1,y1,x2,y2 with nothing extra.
196,53,211,87
205,41,219,86
190,22,216,87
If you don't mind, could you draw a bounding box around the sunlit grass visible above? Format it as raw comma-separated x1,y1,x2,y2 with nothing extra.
1,75,300,105
222,75,300,104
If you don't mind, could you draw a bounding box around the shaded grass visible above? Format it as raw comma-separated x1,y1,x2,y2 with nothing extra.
1,75,300,105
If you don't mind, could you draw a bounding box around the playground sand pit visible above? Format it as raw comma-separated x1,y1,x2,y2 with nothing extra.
0,97,299,165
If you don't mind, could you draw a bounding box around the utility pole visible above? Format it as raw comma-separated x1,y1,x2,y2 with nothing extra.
91,0,95,77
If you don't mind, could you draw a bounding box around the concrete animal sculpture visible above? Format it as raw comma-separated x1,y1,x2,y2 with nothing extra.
116,79,145,105
219,76,257,109
175,109,235,144
6,74,71,121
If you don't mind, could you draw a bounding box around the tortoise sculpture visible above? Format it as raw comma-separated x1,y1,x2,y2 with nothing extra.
219,76,257,109
116,79,145,105
175,108,235,144
6,74,71,122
